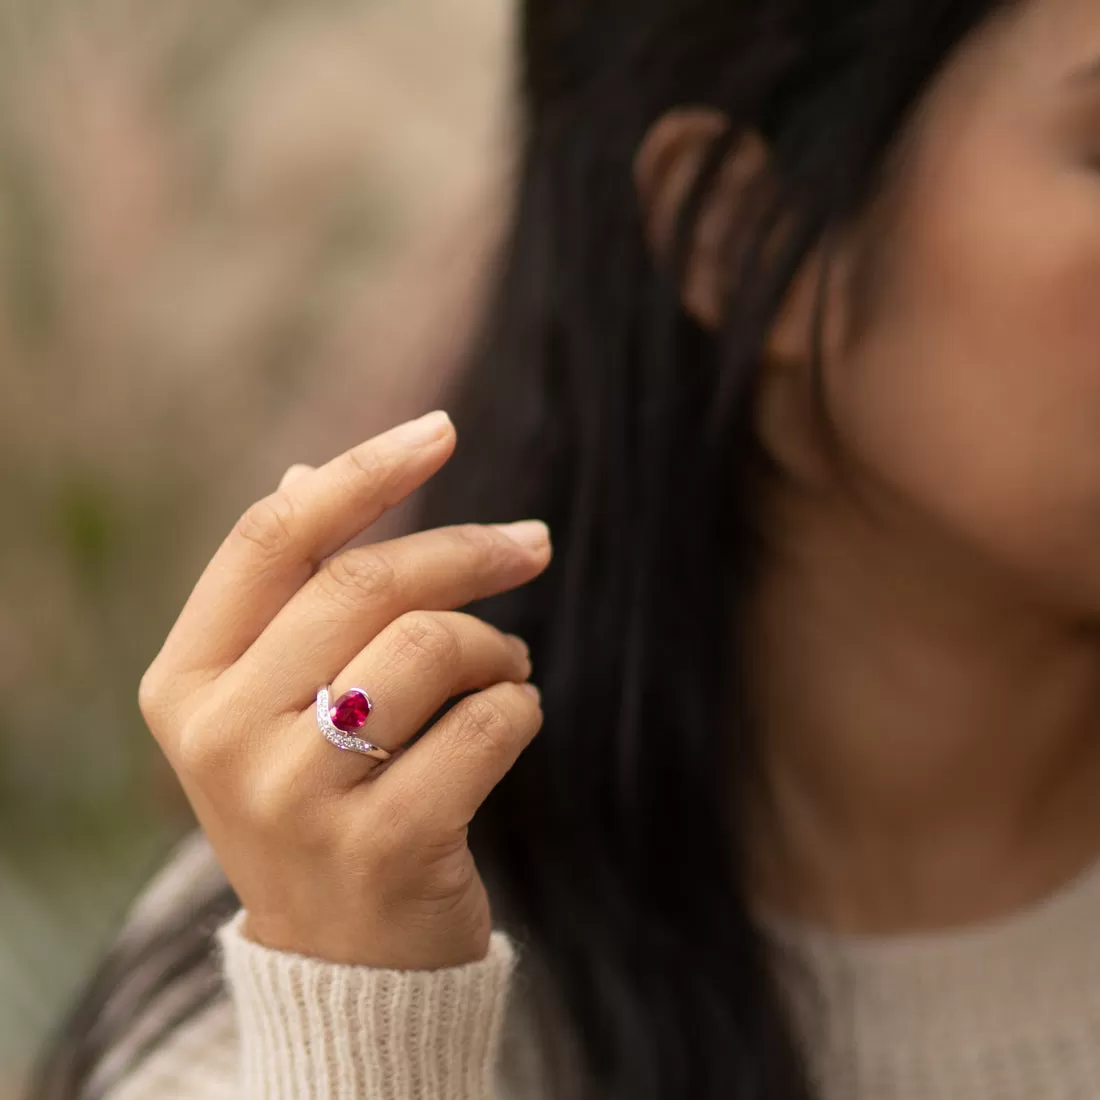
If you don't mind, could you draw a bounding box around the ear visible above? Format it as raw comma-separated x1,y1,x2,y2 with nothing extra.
633,107,770,329
633,107,830,366
635,108,860,485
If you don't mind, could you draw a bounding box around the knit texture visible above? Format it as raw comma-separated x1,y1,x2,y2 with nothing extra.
759,849,1100,1100
100,830,1100,1100
217,911,518,1100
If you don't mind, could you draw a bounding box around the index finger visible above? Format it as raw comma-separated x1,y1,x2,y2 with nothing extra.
151,410,455,688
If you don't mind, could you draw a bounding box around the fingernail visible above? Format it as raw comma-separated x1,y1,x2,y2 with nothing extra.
508,634,530,659
390,410,452,446
522,683,541,703
493,520,551,551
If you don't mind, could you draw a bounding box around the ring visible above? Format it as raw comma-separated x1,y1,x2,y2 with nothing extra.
315,685,393,761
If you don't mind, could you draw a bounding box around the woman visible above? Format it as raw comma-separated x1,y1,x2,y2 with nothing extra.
26,0,1100,1097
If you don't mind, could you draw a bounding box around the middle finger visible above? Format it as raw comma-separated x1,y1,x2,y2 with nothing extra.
227,520,552,713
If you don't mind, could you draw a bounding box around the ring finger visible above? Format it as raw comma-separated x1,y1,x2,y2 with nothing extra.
290,610,532,790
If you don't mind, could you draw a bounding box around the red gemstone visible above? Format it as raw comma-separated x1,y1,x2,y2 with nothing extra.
330,689,372,732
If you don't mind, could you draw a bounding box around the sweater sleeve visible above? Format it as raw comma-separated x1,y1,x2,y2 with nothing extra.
215,909,520,1100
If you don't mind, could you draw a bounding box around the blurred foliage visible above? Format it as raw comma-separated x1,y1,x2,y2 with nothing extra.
0,0,508,1087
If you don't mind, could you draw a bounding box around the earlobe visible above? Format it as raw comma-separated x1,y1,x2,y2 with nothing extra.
753,239,858,490
765,228,860,379
633,108,770,330
766,249,827,367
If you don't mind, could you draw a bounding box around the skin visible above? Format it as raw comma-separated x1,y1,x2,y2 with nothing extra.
637,0,1100,934
140,412,553,968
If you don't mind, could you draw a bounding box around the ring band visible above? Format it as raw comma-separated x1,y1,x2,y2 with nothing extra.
315,685,393,761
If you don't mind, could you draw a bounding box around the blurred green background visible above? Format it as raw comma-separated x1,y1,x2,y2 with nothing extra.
0,0,509,1092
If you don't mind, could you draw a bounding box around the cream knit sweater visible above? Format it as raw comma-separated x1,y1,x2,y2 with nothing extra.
91,829,1100,1100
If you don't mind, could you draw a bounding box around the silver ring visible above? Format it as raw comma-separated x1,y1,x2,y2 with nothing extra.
315,685,393,761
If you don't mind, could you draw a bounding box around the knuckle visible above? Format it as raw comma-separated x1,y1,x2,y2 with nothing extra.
246,773,296,834
137,667,167,723
175,720,227,778
417,851,476,904
343,442,390,486
318,549,396,606
390,611,461,673
173,696,237,778
234,493,298,558
450,523,511,567
457,691,513,754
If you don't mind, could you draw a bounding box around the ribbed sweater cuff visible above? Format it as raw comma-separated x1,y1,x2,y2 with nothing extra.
216,909,518,1100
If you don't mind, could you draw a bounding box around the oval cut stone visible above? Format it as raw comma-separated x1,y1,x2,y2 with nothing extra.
330,689,372,732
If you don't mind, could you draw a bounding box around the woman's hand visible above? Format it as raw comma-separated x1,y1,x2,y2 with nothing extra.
137,411,551,970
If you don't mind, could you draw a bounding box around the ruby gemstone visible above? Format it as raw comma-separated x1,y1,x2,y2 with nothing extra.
330,689,372,732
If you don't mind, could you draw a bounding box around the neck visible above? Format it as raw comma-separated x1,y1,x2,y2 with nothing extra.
737,486,1100,935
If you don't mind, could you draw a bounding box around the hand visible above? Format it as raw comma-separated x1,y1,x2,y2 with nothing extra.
138,411,552,970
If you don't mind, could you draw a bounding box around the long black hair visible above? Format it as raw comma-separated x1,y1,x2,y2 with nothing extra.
28,2,1012,1099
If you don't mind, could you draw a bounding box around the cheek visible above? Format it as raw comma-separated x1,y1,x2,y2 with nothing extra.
831,156,1100,611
